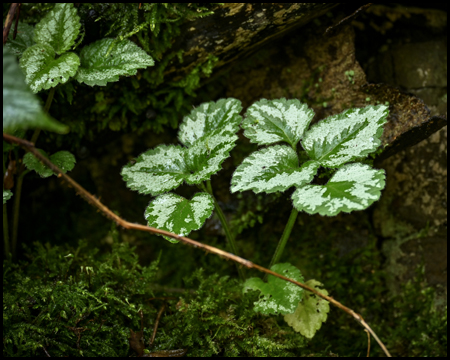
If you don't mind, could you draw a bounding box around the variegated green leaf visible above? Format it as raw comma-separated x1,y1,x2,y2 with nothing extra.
3,48,67,134
75,38,154,86
242,98,315,148
231,145,319,194
122,131,238,195
5,22,35,58
292,163,385,216
243,263,304,315
34,3,81,55
284,280,330,339
23,150,76,178
3,189,13,204
19,44,80,93
184,130,238,185
145,193,214,243
301,105,388,168
121,145,186,196
178,98,242,147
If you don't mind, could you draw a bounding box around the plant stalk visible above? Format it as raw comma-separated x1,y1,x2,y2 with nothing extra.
11,87,56,260
205,180,245,280
265,207,298,279
3,154,10,257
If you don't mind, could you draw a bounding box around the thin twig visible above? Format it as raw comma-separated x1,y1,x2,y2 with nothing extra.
3,3,20,45
149,305,165,347
3,132,392,357
365,329,371,357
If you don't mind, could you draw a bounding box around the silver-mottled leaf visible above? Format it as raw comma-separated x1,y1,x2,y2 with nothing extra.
284,280,330,339
145,193,214,243
301,105,388,168
75,38,154,86
243,263,304,315
5,22,35,58
184,130,238,185
3,189,13,204
34,3,81,55
178,98,242,147
3,48,67,134
121,145,187,196
23,150,76,178
242,98,315,148
231,145,319,194
19,44,80,93
292,163,385,216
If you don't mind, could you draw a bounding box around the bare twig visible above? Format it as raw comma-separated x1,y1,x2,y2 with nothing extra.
3,3,20,45
149,305,165,347
365,329,371,357
3,132,392,357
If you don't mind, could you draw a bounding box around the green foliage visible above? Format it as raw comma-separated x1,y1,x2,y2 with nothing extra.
232,98,387,217
3,240,160,357
122,98,242,241
3,189,13,204
153,268,307,356
284,280,330,339
144,192,215,243
3,48,67,134
243,263,305,316
23,150,76,178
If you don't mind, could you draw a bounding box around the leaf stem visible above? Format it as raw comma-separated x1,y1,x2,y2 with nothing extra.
11,87,56,260
265,207,298,279
3,154,10,257
205,180,245,280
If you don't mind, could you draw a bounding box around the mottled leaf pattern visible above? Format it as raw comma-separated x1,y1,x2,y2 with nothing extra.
231,145,319,194
178,98,242,147
34,3,81,55
284,280,330,339
242,98,314,148
121,132,238,195
243,263,304,315
23,150,76,178
292,163,385,216
121,145,186,196
4,22,35,58
3,48,67,134
20,44,80,93
145,193,214,243
301,105,388,168
75,38,154,86
3,190,13,204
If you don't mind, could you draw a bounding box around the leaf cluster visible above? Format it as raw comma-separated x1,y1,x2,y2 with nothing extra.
3,240,159,357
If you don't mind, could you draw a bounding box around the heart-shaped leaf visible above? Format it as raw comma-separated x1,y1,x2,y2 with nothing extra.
3,190,13,204
144,193,214,243
3,48,67,134
122,131,238,196
243,263,304,315
20,44,80,93
284,280,330,339
292,163,385,216
75,38,154,87
5,22,35,58
23,150,76,178
178,98,242,147
231,145,319,194
34,3,81,55
242,98,315,148
301,105,388,168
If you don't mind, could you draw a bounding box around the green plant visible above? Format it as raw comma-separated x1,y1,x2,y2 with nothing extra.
3,3,154,259
121,97,388,338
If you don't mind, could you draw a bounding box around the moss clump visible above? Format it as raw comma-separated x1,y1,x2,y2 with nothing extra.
3,240,160,357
